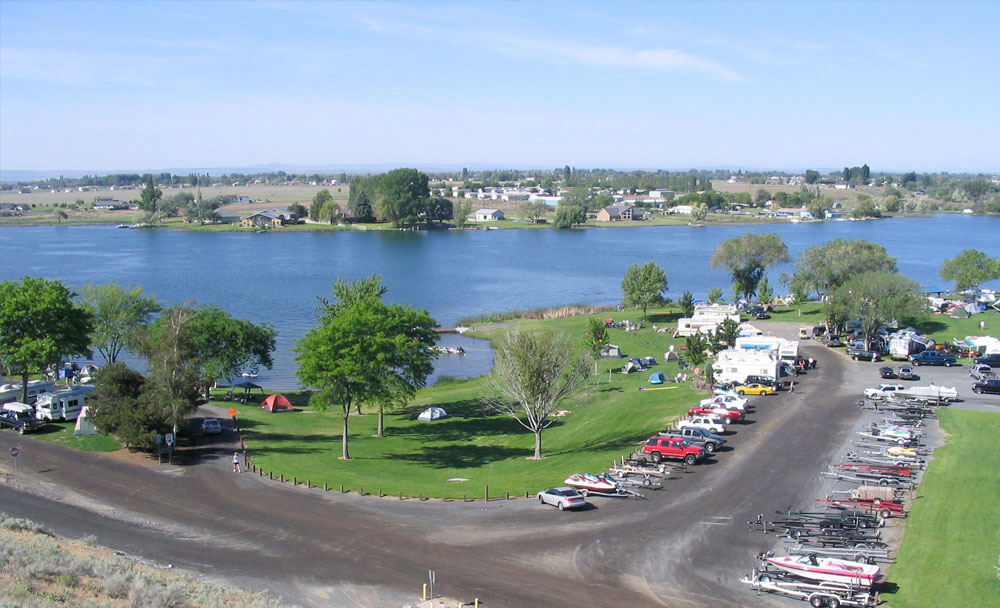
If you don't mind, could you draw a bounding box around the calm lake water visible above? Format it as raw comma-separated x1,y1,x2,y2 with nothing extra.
2,215,998,389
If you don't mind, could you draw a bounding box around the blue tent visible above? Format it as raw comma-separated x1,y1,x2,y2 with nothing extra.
648,372,665,384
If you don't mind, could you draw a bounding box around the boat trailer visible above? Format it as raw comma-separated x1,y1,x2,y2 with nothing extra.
741,568,878,607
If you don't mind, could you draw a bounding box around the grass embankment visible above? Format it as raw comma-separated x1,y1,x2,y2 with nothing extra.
223,310,705,499
0,515,290,607
885,409,1000,608
16,421,120,452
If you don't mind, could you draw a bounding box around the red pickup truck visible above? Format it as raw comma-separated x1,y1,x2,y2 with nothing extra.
643,436,706,465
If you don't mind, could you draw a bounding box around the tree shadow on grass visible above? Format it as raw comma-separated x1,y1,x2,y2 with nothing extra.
914,320,949,334
396,444,527,468
391,414,564,443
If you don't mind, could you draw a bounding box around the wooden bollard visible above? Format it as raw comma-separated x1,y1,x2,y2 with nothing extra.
324,482,328,491
279,474,284,482
419,492,423,501
485,484,489,501
340,484,345,493
506,492,510,500
400,491,404,500
293,476,297,485
525,491,529,499
378,489,383,498
360,486,364,496
463,494,467,502
269,471,273,480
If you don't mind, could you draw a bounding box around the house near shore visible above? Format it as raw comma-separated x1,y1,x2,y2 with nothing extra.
596,204,643,222
240,208,298,228
473,208,504,221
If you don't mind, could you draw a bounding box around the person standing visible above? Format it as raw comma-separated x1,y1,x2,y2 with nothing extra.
233,451,241,473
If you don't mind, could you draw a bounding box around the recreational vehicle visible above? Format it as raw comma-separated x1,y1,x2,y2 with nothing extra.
0,380,56,405
34,385,94,421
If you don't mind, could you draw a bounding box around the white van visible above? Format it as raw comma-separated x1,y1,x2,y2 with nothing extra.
34,385,94,421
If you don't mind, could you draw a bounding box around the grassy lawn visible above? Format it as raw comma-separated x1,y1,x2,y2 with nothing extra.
22,421,120,452
885,409,1000,607
226,310,708,499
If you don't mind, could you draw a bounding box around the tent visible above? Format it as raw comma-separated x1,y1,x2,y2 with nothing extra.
261,394,293,413
648,372,665,384
643,356,657,366
418,406,448,421
232,380,264,395
664,350,680,361
599,344,622,358
74,406,97,436
622,360,639,374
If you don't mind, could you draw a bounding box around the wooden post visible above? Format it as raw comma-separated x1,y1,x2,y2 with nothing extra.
340,484,345,493
506,492,510,500
293,476,297,485
378,489,383,498
360,486,363,496
400,491,404,500
324,482,328,491
279,474,284,482
485,484,489,501
419,492,423,501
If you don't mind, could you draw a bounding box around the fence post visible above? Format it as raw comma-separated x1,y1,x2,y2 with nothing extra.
485,484,489,501
378,489,383,498
324,482,328,491
280,474,284,483
340,484,344,493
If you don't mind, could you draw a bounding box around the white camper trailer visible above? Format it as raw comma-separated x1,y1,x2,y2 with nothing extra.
712,349,782,385
34,385,94,421
0,380,56,405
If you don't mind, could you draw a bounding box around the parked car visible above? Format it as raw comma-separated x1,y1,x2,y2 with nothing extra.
972,379,1000,395
864,383,906,400
675,415,727,435
201,418,222,434
823,334,843,348
688,405,743,424
744,375,781,390
909,350,957,367
537,487,587,511
753,311,771,320
973,353,1000,366
970,364,995,381
898,366,917,381
733,382,774,396
0,410,43,434
701,393,749,411
851,350,882,362
879,366,898,379
643,436,705,465
659,426,726,453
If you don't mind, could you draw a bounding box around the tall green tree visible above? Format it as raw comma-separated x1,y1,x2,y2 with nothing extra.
78,283,161,365
756,276,774,306
940,249,1000,293
0,277,94,403
185,306,276,395
483,329,591,459
804,170,820,184
86,363,167,449
134,305,201,438
792,238,897,298
295,276,437,459
310,189,333,222
621,262,668,321
348,177,377,222
707,287,724,304
375,168,430,227
678,291,695,318
454,200,473,228
710,233,789,302
138,176,162,223
553,204,586,228
826,272,923,350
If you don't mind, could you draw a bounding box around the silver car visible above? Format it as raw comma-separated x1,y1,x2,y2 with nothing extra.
537,487,587,511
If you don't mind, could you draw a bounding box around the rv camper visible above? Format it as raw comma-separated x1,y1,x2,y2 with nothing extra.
0,380,56,405
34,385,94,421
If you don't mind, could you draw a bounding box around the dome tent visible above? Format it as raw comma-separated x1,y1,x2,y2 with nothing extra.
417,406,448,421
261,394,293,413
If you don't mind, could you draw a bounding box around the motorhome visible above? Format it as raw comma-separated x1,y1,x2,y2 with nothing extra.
34,385,94,421
712,349,781,385
733,336,800,362
0,380,56,405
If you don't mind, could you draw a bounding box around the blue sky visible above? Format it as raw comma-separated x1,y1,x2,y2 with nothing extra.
2,1,998,173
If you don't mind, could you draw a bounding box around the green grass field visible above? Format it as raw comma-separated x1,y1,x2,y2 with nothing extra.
885,409,1000,608
223,311,706,499
22,420,121,452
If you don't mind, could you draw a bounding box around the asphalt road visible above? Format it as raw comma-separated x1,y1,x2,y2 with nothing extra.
3,328,988,607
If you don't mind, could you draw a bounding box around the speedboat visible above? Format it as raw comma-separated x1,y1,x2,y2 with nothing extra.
241,372,258,378
766,554,880,586
564,473,616,494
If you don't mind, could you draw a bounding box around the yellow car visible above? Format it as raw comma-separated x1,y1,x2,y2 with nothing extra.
734,383,774,396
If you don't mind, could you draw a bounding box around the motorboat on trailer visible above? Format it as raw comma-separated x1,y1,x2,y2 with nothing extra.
564,473,617,495
766,554,881,586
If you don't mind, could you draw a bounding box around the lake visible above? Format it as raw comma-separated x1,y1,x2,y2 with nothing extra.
2,215,998,389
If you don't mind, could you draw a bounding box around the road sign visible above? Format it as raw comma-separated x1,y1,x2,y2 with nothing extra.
154,435,163,444
165,433,174,446
9,447,19,458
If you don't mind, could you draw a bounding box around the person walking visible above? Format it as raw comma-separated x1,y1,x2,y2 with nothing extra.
789,381,795,393
233,451,241,473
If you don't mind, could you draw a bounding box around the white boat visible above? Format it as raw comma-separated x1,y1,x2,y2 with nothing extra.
241,372,258,378
766,554,880,586
564,473,616,495
896,385,957,402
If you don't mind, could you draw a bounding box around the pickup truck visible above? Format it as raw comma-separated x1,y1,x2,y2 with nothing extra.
0,409,43,434
675,415,727,435
659,426,726,453
970,364,994,381
863,383,906,400
642,436,705,465
909,350,957,366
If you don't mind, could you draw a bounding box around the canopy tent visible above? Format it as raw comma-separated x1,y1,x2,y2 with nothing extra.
74,406,98,436
418,406,448,421
648,372,666,384
232,380,264,395
261,394,293,413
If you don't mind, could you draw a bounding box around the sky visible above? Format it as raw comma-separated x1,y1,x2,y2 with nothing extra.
2,1,999,174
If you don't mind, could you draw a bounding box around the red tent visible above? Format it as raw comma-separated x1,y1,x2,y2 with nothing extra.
261,394,293,413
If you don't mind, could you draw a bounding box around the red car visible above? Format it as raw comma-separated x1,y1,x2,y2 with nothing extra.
688,405,743,424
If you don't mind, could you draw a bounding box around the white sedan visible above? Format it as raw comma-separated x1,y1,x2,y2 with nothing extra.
700,393,748,412
537,487,587,511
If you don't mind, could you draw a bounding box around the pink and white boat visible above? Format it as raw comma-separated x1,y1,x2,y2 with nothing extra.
563,473,616,494
766,554,881,586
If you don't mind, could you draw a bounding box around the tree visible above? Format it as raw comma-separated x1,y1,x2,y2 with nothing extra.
852,196,881,218
453,200,473,228
78,283,161,365
483,329,591,459
961,178,993,204
375,168,430,227
425,197,453,223
755,189,772,205
683,333,711,388
781,272,811,316
185,306,276,397
296,276,437,459
826,272,923,350
678,291,695,318
621,262,668,321
316,199,341,224
134,305,202,438
792,239,897,298
707,287,723,304
288,202,308,220
553,204,586,228
756,275,774,306
804,170,820,184
709,317,741,353
807,197,831,220
348,177,377,222
690,202,708,222
86,363,167,449
940,249,1000,293
138,176,162,223
311,189,333,222
710,233,789,302
0,277,94,403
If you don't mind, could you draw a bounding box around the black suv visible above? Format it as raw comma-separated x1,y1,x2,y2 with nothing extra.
744,375,781,390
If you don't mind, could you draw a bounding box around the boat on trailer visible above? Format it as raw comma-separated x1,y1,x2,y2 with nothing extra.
765,554,880,586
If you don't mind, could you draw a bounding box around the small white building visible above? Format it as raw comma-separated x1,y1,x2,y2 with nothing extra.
474,208,504,221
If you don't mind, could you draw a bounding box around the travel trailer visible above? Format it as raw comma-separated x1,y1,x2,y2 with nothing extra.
0,380,56,405
34,385,94,421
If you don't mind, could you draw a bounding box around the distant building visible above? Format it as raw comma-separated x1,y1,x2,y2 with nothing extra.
473,208,504,221
596,204,643,222
240,208,298,228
